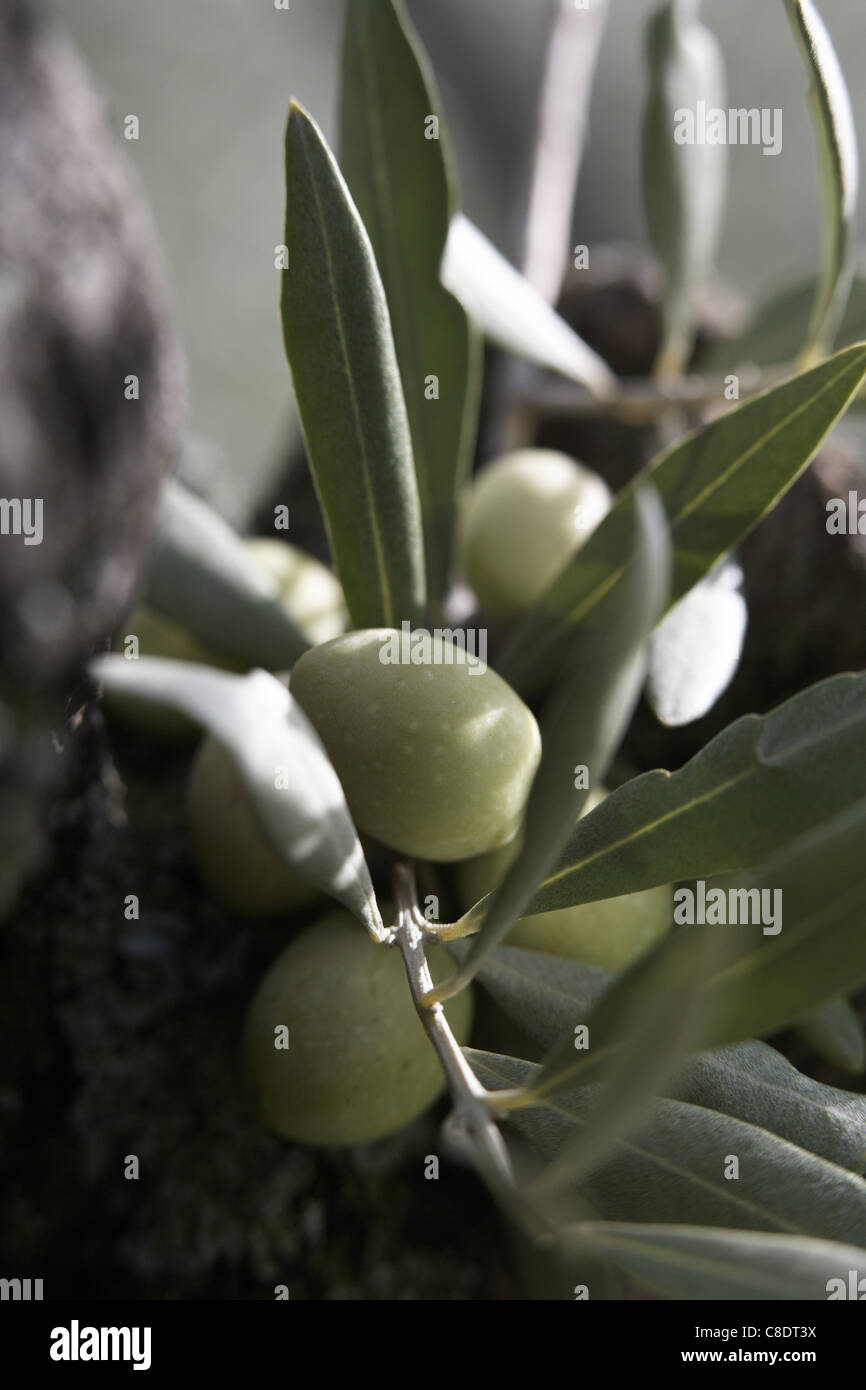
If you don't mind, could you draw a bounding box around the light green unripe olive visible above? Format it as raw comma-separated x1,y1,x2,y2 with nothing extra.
242,911,473,1146
459,449,611,620
290,629,542,862
187,734,319,916
243,537,347,645
457,789,672,971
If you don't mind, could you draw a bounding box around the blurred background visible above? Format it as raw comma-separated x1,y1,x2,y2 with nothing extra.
51,0,866,521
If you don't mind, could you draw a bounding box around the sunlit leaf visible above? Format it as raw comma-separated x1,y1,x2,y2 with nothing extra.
145,479,309,672
89,655,386,940
646,557,746,726
442,214,616,397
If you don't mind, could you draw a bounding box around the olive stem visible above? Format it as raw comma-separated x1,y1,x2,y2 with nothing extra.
391,860,519,1202
525,362,786,425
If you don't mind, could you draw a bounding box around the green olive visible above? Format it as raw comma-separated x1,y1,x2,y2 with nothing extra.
457,789,672,971
459,449,611,621
290,628,542,862
242,910,473,1146
244,537,347,645
187,734,319,916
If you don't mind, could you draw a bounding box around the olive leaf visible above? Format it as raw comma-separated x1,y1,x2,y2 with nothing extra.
473,945,613,1054
646,557,746,727
144,478,310,672
493,672,866,920
497,343,866,697
280,101,425,631
89,655,386,941
441,214,616,398
642,0,727,379
340,0,481,608
784,0,859,358
793,996,866,1076
521,793,866,1112
470,1052,866,1243
561,1221,866,1301
702,265,866,373
472,946,866,1173
437,485,670,1000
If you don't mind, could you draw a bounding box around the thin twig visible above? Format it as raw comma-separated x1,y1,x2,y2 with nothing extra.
526,362,783,425
391,860,521,1207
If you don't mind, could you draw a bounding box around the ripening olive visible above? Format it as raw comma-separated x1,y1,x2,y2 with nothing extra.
459,449,611,620
456,789,672,971
187,733,318,915
242,911,473,1146
290,629,542,862
243,537,347,645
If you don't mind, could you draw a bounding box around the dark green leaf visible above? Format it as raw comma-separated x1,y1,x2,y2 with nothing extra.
280,102,425,630
497,346,866,698
563,1221,866,1301
145,479,310,671
642,0,727,378
470,1052,866,1241
474,946,866,1172
784,0,859,355
89,655,386,940
339,0,480,608
441,214,616,397
512,672,866,917
556,796,866,1089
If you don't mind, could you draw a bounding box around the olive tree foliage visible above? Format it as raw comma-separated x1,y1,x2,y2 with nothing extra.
92,0,866,1299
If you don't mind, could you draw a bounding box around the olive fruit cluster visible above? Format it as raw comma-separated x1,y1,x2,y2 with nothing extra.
242,911,472,1146
290,628,542,862
457,790,672,971
458,448,611,621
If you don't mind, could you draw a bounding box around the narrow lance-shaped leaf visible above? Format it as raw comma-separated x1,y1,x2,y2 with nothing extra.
340,0,481,609
784,0,859,357
280,101,425,630
646,557,746,727
497,343,866,698
470,1052,866,1242
528,795,866,1106
89,655,386,941
472,952,866,1172
642,0,727,379
697,800,866,1046
435,485,670,1000
442,214,616,398
562,1222,866,1301
478,672,866,921
144,479,310,671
